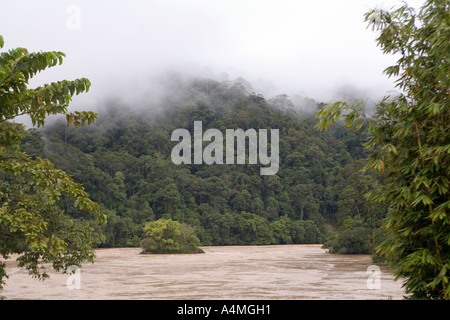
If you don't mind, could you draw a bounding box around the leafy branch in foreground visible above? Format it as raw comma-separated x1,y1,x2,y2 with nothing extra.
0,35,106,291
315,0,449,299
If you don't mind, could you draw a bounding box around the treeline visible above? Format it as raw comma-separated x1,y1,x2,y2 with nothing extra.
21,77,388,253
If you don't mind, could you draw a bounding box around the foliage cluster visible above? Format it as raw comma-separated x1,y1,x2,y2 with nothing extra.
316,0,449,299
0,35,105,290
26,77,387,254
140,218,203,254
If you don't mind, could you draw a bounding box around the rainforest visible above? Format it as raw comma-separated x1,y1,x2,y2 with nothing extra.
20,76,388,253
2,0,449,301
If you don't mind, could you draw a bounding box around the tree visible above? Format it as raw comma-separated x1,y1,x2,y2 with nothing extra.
270,216,292,244
315,1,449,299
0,35,106,290
140,219,203,254
323,216,371,254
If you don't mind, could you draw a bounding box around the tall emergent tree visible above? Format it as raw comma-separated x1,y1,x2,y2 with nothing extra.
315,0,449,299
0,35,106,290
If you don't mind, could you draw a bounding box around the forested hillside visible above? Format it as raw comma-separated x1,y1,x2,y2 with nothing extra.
21,77,388,252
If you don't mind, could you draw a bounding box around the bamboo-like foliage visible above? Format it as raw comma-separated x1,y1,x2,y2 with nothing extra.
316,0,449,299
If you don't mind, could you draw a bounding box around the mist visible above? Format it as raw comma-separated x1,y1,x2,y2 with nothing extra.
1,0,425,123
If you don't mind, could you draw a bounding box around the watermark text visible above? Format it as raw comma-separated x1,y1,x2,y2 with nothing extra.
171,121,279,175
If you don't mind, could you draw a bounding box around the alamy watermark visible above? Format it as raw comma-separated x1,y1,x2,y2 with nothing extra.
171,121,279,175
66,5,81,30
66,265,81,290
366,265,381,290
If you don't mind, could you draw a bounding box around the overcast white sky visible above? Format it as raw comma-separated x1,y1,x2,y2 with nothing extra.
1,0,426,109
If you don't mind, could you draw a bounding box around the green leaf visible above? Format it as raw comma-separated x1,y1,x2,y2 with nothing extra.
0,36,103,291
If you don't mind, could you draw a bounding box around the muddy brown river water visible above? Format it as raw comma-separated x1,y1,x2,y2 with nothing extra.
1,244,406,300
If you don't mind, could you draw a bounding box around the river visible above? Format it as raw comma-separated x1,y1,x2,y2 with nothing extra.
1,244,405,300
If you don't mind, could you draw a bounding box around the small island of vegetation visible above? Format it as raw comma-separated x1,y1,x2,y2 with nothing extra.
140,218,204,254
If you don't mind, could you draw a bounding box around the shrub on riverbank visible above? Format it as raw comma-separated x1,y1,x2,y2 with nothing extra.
322,216,373,254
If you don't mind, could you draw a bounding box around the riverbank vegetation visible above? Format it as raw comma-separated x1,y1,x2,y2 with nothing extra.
21,76,387,255
316,0,449,300
2,0,448,301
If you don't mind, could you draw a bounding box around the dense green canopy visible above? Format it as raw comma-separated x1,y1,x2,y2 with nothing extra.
24,77,386,253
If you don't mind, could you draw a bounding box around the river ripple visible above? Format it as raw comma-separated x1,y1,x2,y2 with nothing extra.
1,244,405,300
